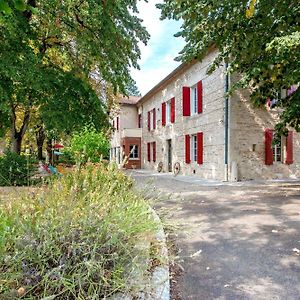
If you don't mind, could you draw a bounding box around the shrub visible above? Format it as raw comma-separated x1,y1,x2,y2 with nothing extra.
0,164,159,299
68,126,110,164
0,151,34,186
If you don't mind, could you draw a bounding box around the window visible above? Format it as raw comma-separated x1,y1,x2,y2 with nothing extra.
138,114,142,128
272,139,282,162
129,145,139,159
148,109,156,131
190,86,198,115
166,100,171,124
191,135,198,162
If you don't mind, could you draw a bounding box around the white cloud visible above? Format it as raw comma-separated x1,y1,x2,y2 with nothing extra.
131,0,185,95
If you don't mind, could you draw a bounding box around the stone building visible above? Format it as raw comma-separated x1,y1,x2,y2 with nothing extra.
110,95,142,169
110,48,299,181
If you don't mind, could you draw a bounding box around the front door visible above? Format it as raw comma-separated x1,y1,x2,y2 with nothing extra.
167,139,172,172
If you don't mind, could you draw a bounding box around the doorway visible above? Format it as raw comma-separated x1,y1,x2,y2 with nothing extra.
167,139,172,172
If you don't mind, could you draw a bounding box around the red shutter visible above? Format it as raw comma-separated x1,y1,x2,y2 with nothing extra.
185,135,191,164
171,97,175,123
285,131,293,165
162,102,166,126
197,132,203,164
147,142,150,162
182,87,191,116
153,108,156,130
117,117,119,130
265,129,273,165
153,142,156,162
147,111,150,131
197,80,203,114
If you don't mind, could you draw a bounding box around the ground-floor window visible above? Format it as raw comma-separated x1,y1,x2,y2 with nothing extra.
272,137,283,162
191,134,198,162
129,145,139,159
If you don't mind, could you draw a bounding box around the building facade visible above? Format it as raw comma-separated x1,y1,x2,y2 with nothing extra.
110,96,142,169
110,49,300,181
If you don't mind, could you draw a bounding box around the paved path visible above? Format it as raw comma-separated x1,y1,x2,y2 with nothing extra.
127,170,300,300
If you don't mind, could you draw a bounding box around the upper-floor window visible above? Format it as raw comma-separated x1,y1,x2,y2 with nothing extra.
190,86,198,115
138,114,142,128
166,100,171,124
148,109,156,131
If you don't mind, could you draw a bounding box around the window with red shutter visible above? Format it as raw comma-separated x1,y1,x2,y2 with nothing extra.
197,132,203,164
197,81,203,114
285,131,293,164
162,102,166,126
183,87,191,116
153,142,156,162
185,135,191,164
153,108,156,130
147,111,150,131
171,97,175,123
147,143,150,162
117,116,119,131
265,129,273,165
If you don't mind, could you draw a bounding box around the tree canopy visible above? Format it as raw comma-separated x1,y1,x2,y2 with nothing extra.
0,0,149,153
158,0,300,134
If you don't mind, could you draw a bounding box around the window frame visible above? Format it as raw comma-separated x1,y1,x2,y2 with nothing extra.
191,134,198,162
129,145,139,160
190,85,198,115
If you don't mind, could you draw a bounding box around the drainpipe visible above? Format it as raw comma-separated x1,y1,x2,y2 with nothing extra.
224,63,229,181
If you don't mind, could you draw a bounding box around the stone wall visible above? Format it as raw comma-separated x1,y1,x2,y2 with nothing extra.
229,86,300,180
139,49,227,180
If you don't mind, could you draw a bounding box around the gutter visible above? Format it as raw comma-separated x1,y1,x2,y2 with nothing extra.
224,63,229,181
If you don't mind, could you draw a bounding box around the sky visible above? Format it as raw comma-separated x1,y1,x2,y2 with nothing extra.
131,0,185,96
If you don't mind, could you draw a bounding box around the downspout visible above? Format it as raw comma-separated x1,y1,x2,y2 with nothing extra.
224,63,229,181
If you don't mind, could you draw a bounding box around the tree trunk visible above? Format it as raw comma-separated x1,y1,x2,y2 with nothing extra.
36,125,45,160
46,139,53,164
10,106,30,154
10,134,23,154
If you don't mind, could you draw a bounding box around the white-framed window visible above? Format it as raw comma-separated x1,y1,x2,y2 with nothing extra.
190,85,198,115
129,145,139,159
166,100,171,124
272,135,286,163
191,134,198,162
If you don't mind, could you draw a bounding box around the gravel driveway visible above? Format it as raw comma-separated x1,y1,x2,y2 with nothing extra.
128,170,300,300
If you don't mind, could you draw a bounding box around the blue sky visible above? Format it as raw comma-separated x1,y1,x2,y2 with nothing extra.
131,0,185,95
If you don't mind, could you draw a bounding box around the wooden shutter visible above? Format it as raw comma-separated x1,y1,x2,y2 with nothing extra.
171,97,175,123
117,117,119,130
153,108,156,130
182,87,191,116
197,81,203,114
285,131,293,164
185,135,191,164
265,129,273,165
147,142,150,161
162,102,166,126
147,111,150,131
197,132,203,164
153,142,156,162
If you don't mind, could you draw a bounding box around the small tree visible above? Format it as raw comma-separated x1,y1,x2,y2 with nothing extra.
68,126,109,164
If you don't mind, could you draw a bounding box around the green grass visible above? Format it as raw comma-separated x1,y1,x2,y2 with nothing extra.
0,163,159,299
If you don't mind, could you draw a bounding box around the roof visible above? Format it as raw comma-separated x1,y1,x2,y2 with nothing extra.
137,45,216,105
118,95,141,105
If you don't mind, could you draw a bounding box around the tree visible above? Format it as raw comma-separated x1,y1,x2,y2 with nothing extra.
0,0,149,153
158,0,300,134
125,78,141,97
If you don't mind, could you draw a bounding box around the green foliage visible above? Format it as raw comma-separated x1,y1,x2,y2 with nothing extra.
69,126,110,164
0,164,158,299
158,0,300,134
0,151,34,186
0,0,148,151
